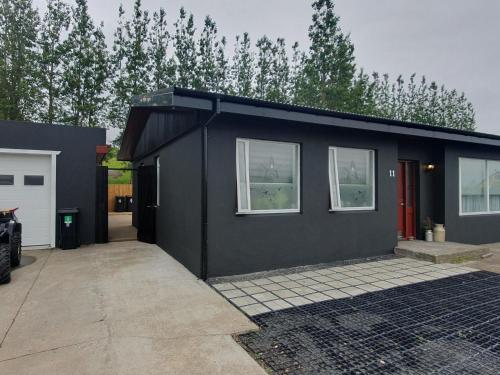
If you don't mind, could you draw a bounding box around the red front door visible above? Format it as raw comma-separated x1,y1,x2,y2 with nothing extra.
397,161,416,240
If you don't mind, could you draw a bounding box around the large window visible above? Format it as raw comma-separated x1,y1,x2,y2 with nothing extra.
460,157,500,215
236,139,300,214
329,147,375,211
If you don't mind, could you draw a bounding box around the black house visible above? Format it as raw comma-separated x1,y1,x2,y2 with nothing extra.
119,87,500,279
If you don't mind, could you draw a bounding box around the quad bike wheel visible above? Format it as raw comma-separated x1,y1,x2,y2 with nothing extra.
0,242,11,284
10,231,21,267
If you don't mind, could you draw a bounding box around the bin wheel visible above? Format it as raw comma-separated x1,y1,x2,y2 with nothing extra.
10,231,21,267
0,242,11,284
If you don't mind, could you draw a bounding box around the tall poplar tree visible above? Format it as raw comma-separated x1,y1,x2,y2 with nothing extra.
197,16,228,91
267,38,290,103
60,0,108,127
148,7,175,90
0,0,39,120
254,36,273,100
295,0,357,111
108,0,150,134
214,36,229,92
289,41,305,104
196,16,218,90
173,7,197,88
229,33,254,97
124,0,150,95
107,4,128,130
38,0,70,124
371,73,475,130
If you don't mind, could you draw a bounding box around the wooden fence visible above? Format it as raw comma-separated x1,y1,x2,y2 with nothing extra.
108,184,132,212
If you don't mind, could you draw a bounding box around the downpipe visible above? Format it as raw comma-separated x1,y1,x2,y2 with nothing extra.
201,97,221,280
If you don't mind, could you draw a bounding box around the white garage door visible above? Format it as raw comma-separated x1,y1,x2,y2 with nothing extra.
0,151,56,247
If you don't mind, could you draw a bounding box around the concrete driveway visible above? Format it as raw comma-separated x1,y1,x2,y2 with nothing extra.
0,242,265,375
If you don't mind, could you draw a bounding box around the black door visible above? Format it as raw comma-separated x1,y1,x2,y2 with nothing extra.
137,165,156,243
95,166,108,243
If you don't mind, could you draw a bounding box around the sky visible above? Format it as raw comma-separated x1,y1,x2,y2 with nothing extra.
33,0,500,136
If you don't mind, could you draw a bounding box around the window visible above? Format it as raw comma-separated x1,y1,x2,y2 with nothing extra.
24,175,44,186
329,147,375,210
236,139,300,213
0,175,14,185
460,157,500,215
155,156,160,206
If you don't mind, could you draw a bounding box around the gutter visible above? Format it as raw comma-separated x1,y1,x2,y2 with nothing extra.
201,97,221,280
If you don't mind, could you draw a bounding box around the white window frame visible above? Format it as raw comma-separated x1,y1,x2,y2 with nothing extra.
155,156,160,206
459,157,500,216
328,146,376,212
236,138,301,214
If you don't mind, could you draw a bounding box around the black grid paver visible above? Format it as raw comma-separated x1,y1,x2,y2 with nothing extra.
238,271,500,375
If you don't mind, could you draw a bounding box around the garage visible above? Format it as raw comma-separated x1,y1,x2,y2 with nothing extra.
0,149,59,247
0,120,106,248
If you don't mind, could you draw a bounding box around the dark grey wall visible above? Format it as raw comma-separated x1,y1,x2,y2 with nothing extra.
206,114,399,277
398,139,445,236
444,143,500,244
134,128,202,277
0,120,105,245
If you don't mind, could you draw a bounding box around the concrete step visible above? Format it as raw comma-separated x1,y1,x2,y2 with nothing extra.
394,240,491,264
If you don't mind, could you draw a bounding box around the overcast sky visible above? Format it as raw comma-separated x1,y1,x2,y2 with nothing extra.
33,0,500,135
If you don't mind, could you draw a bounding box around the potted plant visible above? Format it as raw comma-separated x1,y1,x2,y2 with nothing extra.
422,217,433,242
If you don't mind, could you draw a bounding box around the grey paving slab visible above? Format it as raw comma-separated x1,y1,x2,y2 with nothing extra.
273,289,299,299
211,256,479,316
305,292,330,302
285,296,312,306
220,289,246,298
240,286,266,294
250,292,278,303
262,283,284,292
229,296,258,307
290,286,316,296
263,299,293,311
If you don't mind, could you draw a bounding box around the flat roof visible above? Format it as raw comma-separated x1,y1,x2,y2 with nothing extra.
119,87,500,160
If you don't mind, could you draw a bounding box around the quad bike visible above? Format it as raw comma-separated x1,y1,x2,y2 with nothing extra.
0,208,22,284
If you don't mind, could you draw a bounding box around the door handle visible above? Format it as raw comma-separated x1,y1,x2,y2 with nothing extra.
400,203,404,206
146,205,158,208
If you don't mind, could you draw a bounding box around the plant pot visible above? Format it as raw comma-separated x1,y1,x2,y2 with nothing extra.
425,230,433,242
433,224,446,242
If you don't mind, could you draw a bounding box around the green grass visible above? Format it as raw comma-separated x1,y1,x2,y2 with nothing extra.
104,148,132,184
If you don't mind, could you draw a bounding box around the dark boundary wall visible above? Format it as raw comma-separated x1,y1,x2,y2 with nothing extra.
206,114,399,277
0,120,105,245
133,128,202,277
444,142,500,244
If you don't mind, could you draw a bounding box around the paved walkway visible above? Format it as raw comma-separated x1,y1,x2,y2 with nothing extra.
108,213,137,242
212,257,477,316
0,242,265,375
467,243,500,273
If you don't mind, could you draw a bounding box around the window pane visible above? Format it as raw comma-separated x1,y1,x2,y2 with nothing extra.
24,175,44,186
237,141,249,210
0,175,14,185
489,160,500,212
334,148,374,208
248,140,299,211
461,158,487,213
329,150,340,208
